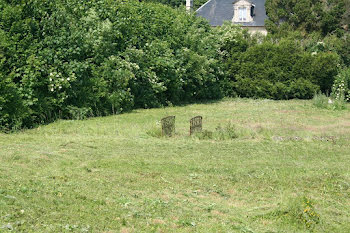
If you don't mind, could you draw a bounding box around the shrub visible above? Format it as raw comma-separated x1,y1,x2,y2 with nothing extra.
311,52,340,93
66,106,92,120
144,0,208,10
331,67,350,102
0,0,345,131
289,79,320,99
222,37,337,99
0,75,28,131
0,0,222,130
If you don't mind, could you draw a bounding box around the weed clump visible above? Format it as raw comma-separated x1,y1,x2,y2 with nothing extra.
198,130,214,139
195,123,239,140
265,196,320,231
214,124,239,140
312,92,329,109
298,197,320,230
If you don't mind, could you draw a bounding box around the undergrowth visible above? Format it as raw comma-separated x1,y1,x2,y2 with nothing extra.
312,93,346,110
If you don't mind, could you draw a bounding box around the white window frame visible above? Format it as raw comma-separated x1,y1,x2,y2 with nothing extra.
238,7,247,22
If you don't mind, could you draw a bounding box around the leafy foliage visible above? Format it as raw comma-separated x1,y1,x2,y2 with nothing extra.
0,0,220,130
218,28,339,99
331,67,350,101
265,0,347,36
0,0,347,131
144,0,208,10
265,0,350,69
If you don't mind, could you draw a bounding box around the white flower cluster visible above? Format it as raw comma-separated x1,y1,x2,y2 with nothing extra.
48,71,76,92
332,79,350,101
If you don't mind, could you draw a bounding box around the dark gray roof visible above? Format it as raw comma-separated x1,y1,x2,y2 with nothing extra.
196,0,267,27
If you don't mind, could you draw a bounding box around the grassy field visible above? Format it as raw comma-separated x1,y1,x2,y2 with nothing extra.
1,98,350,232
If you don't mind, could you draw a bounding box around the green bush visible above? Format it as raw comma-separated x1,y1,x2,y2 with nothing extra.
289,79,320,99
221,37,337,99
265,0,346,36
307,33,350,67
0,75,28,131
0,0,222,130
331,67,350,101
0,0,345,131
144,0,208,9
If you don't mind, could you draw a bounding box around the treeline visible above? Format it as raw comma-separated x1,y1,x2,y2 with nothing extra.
144,0,207,9
0,0,349,131
220,28,340,99
0,0,221,130
221,0,349,98
265,0,349,36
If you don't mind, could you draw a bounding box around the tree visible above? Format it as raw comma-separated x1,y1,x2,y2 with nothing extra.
265,0,347,36
144,0,207,9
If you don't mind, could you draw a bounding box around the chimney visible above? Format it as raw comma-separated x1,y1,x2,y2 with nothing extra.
186,0,193,12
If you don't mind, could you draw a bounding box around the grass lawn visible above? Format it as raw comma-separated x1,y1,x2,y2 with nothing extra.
1,98,350,232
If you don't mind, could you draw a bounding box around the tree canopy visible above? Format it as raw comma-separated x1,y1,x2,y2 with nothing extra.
265,0,348,36
144,0,208,9
0,0,349,131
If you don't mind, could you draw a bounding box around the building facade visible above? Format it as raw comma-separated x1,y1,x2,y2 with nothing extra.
195,0,268,35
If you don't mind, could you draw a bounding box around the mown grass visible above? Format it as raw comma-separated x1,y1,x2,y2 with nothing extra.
1,98,350,232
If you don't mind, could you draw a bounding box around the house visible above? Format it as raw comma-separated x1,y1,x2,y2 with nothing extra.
192,0,268,35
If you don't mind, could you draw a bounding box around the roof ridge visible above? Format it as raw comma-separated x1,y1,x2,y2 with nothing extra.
233,0,253,4
195,0,213,12
196,0,267,27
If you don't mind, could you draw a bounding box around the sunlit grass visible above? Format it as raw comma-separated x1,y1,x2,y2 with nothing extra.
1,98,350,232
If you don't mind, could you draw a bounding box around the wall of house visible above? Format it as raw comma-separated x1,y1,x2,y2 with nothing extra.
246,26,268,35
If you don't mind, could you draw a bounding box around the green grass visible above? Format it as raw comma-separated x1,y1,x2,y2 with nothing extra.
1,98,350,232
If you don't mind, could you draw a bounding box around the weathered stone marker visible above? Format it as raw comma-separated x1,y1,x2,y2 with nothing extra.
161,116,175,137
190,116,203,135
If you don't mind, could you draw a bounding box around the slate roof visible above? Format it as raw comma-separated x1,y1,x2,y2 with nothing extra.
196,0,267,27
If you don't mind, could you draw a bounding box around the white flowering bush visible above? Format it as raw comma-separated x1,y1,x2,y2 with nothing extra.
331,67,350,102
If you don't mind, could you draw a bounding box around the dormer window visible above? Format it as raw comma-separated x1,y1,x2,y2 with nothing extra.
232,0,254,23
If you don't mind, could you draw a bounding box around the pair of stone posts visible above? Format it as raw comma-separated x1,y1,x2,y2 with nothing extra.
161,115,202,137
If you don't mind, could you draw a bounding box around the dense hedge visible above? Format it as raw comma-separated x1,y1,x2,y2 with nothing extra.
0,0,221,130
144,0,208,10
0,0,347,131
217,25,341,99
265,0,347,36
